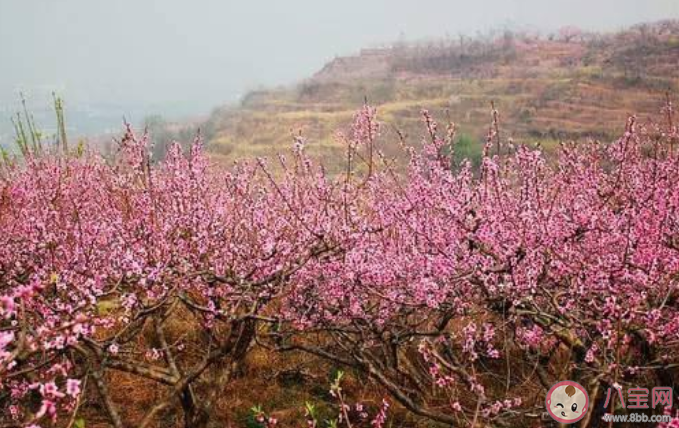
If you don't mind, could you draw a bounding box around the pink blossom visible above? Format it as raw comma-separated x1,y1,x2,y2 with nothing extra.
66,379,81,397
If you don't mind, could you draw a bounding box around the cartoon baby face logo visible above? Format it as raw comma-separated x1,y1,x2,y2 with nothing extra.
546,381,589,423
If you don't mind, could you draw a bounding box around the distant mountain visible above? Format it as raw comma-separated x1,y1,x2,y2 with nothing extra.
202,20,679,171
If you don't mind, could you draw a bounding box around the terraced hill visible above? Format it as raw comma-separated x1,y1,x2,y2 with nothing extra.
202,21,679,170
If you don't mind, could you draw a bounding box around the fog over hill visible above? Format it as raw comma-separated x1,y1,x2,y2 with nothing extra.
1,0,678,144
197,20,679,172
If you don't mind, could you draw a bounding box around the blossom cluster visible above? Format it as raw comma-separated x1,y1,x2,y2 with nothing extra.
2,104,679,427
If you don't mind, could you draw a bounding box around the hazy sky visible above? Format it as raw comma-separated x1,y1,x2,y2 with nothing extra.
1,0,678,118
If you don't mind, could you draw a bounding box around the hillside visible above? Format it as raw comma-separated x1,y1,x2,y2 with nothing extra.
201,21,679,170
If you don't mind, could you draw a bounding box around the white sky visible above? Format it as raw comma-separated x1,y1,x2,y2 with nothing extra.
1,0,678,116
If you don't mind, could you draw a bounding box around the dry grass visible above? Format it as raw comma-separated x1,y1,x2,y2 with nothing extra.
202,25,679,170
